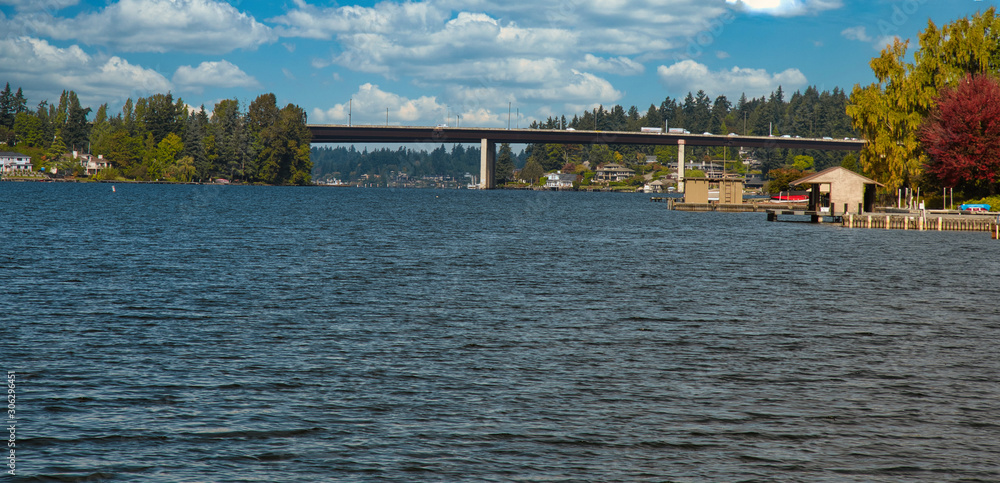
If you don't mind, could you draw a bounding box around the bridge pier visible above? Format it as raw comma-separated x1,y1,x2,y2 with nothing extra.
677,139,686,193
480,138,495,189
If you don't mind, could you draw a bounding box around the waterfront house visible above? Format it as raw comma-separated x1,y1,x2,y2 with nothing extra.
545,172,577,189
74,152,111,175
643,179,669,193
595,163,634,183
0,151,32,174
790,166,882,215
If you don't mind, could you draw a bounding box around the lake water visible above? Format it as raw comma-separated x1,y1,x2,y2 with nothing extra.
3,182,999,482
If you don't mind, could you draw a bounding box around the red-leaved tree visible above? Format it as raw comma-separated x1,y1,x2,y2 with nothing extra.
920,74,1000,193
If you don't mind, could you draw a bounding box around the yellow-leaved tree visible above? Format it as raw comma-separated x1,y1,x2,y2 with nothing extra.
847,7,1000,192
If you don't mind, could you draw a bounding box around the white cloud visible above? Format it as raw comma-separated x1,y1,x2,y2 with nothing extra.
841,26,871,42
311,83,446,124
172,60,260,92
19,0,275,54
657,60,807,98
0,36,171,107
841,25,900,51
576,54,645,75
725,0,842,17
271,1,730,78
276,1,773,123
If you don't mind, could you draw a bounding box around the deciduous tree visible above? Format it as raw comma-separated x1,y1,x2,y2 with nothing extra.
848,8,1000,191
920,74,1000,194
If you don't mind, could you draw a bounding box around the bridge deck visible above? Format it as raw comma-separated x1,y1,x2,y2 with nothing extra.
307,125,865,150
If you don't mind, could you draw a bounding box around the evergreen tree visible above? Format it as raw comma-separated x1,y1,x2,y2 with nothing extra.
64,91,91,151
0,83,13,128
183,107,210,180
210,99,246,179
495,143,516,184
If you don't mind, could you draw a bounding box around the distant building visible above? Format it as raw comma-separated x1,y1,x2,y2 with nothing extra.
594,163,634,183
545,172,577,189
73,152,111,175
643,179,669,193
0,151,32,174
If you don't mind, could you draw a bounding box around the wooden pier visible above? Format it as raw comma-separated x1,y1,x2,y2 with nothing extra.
766,209,841,223
771,209,1000,237
841,212,998,233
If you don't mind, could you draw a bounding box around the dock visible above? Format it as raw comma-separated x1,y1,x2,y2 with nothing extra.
773,209,1000,237
766,209,841,223
840,212,998,233
651,197,803,212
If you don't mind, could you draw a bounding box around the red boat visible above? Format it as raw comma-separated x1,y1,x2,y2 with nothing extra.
770,193,809,203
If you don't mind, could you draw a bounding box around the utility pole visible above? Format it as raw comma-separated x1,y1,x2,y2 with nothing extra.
348,98,352,127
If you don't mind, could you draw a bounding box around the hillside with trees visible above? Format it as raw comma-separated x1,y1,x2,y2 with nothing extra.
0,86,312,185
518,85,856,182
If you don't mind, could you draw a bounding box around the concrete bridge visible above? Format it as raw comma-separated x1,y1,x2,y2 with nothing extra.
307,125,865,189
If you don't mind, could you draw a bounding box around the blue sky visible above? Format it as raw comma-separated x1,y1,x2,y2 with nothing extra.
0,0,993,128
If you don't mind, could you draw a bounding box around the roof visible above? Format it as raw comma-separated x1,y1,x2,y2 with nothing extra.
791,166,883,187
0,151,30,157
547,172,577,181
596,163,633,172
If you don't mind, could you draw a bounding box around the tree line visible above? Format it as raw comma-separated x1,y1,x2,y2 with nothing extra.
498,85,857,185
0,86,312,185
312,144,528,183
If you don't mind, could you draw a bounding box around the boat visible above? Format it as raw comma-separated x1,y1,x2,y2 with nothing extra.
959,203,990,213
770,193,809,203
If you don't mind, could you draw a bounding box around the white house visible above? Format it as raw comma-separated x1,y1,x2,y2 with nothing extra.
0,151,32,174
73,151,111,175
545,172,577,189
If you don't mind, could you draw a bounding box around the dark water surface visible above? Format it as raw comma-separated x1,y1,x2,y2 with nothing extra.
3,182,999,482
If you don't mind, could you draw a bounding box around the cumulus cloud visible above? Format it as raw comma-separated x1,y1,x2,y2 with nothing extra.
172,60,261,92
274,1,682,123
311,83,446,124
19,0,275,54
725,0,842,17
0,36,171,106
270,0,730,77
657,60,807,98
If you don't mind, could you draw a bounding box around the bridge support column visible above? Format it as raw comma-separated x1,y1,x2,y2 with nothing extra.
480,138,496,189
677,139,686,193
